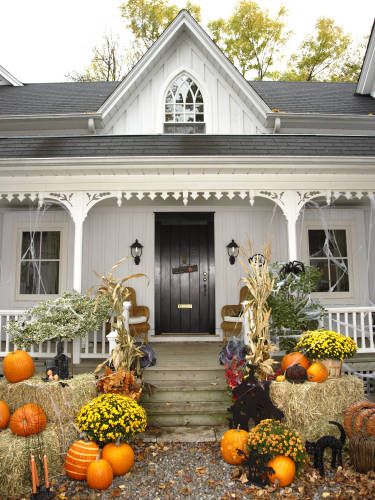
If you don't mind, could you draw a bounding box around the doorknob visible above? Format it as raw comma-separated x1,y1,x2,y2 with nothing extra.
202,272,208,282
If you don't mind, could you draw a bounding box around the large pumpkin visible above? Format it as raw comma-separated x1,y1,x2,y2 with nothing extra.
86,459,113,490
220,428,249,465
10,403,46,436
267,455,296,487
344,401,375,438
64,440,100,480
0,400,10,429
102,442,135,476
306,362,329,383
3,350,34,383
280,352,310,372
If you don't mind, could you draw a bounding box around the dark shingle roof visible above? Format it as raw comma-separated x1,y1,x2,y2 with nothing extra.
0,82,119,115
0,134,374,159
249,81,375,115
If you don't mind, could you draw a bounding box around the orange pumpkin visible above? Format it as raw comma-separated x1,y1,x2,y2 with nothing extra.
64,440,100,480
10,403,46,436
3,350,34,383
280,352,310,372
0,400,10,429
306,362,329,383
267,455,296,487
102,442,135,476
220,428,249,465
86,459,113,490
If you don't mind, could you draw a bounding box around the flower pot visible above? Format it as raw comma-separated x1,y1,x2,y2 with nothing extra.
318,359,342,378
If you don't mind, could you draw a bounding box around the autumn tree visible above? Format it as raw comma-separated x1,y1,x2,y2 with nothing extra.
67,34,127,82
208,1,290,80
120,0,201,51
280,18,352,81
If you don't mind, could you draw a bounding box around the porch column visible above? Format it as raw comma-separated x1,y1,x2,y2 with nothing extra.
68,194,89,364
283,192,300,262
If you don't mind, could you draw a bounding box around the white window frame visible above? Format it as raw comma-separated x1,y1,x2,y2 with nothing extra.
15,223,68,302
302,221,356,303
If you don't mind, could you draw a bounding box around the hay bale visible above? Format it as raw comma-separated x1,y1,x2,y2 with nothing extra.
270,375,365,441
0,422,77,498
0,374,96,424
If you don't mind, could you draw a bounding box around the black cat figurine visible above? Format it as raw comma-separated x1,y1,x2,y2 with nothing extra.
305,421,346,476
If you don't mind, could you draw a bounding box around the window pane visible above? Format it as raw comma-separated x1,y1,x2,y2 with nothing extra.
20,261,40,294
165,104,173,113
175,113,184,122
191,82,198,94
195,104,204,113
196,91,203,103
196,114,204,122
166,91,173,103
21,232,40,259
175,92,184,103
310,259,330,291
330,260,349,292
41,232,60,259
330,230,347,257
40,262,59,294
308,230,326,257
186,113,194,122
186,90,193,103
165,114,173,122
186,104,194,112
175,103,184,113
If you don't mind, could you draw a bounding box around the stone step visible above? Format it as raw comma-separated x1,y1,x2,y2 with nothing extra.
143,401,229,427
141,380,231,403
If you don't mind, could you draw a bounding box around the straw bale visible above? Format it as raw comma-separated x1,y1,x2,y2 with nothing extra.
0,422,77,498
0,373,96,423
270,375,364,441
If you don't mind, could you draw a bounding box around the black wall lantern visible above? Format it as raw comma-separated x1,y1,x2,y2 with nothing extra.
226,239,239,265
130,239,143,265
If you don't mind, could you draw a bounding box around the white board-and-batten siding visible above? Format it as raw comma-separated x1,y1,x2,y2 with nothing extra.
105,33,264,135
0,204,369,335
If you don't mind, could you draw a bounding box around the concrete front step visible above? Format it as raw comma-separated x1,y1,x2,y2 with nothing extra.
143,367,226,382
141,380,231,403
143,401,230,427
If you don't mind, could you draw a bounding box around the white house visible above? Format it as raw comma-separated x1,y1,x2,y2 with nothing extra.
1,11,375,363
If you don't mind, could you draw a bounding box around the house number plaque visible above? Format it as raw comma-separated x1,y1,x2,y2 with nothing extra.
172,265,198,275
178,304,193,309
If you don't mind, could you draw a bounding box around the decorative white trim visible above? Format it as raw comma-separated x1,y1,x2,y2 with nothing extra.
357,22,375,96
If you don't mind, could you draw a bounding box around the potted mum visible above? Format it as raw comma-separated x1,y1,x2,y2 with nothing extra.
295,329,357,377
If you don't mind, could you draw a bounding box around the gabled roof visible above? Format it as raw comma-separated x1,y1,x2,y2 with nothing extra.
0,64,23,87
250,81,375,115
357,19,375,95
97,9,270,120
0,82,118,116
0,134,374,159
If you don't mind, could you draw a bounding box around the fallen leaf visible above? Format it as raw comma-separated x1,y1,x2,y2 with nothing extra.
111,488,121,497
195,466,208,475
239,472,248,484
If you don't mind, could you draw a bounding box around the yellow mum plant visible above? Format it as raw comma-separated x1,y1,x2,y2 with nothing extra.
295,329,357,360
248,419,306,467
76,393,147,444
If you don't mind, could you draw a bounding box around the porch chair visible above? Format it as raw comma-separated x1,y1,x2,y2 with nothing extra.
126,287,150,343
221,286,251,343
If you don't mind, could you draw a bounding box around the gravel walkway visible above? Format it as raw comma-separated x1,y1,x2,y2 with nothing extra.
51,441,375,500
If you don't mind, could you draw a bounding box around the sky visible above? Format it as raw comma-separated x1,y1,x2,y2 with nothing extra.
0,0,374,83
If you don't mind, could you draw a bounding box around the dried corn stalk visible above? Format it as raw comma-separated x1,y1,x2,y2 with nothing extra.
95,259,147,374
241,244,277,380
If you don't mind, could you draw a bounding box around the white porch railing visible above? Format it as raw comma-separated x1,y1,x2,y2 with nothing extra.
1,306,375,363
322,307,375,353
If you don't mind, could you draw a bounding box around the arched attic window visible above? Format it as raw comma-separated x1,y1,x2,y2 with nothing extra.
164,74,205,134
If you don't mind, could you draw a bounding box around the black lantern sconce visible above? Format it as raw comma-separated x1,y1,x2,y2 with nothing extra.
248,253,266,267
226,239,239,265
130,239,143,265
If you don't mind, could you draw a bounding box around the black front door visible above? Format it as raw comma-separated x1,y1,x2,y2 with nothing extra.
155,212,215,334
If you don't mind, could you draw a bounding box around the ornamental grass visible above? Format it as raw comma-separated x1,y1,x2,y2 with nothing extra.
247,419,306,467
295,329,357,360
76,393,147,444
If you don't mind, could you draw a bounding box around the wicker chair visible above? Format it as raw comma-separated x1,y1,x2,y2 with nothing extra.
126,287,150,343
221,286,251,343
